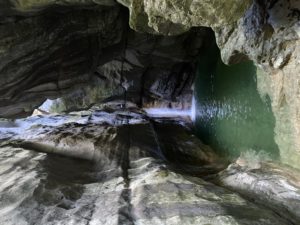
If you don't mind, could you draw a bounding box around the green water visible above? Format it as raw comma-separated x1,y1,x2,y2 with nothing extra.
194,44,279,159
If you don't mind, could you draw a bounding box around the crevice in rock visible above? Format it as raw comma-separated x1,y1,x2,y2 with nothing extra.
118,125,135,225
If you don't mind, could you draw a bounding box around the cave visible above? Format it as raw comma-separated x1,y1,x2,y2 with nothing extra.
0,1,299,225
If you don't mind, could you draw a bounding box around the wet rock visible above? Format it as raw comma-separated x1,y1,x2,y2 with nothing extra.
215,162,300,224
213,0,300,167
0,105,294,225
114,0,300,170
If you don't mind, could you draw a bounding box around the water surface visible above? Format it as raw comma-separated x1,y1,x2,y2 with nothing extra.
194,43,279,159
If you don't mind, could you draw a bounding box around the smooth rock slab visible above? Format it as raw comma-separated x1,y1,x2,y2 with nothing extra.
0,105,295,225
216,162,300,224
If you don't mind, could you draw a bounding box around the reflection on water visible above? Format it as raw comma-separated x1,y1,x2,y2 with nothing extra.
194,43,279,159
0,109,295,225
191,96,196,122
144,108,191,118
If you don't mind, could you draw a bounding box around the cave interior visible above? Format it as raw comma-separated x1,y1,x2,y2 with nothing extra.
0,1,300,225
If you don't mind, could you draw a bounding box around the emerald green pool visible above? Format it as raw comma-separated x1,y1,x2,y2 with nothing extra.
194,44,279,159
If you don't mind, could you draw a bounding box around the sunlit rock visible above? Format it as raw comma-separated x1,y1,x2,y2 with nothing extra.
216,161,300,224
0,104,296,225
117,0,251,35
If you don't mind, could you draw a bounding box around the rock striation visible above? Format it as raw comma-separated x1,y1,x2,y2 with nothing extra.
0,5,123,118
0,103,298,225
0,0,299,168
215,161,300,225
0,2,209,118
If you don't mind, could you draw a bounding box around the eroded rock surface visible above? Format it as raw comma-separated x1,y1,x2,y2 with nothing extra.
0,0,299,170
0,3,209,118
0,6,123,118
0,103,296,225
0,0,252,118
214,0,300,167
117,0,300,169
117,0,251,35
215,161,300,225
0,0,115,15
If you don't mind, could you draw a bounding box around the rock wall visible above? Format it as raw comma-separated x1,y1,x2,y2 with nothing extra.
213,0,300,168
0,0,253,118
0,0,115,14
0,2,211,118
120,0,300,168
0,6,123,118
1,103,297,225
0,0,299,168
117,0,252,35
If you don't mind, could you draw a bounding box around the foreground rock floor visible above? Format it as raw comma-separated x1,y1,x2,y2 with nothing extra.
0,102,299,225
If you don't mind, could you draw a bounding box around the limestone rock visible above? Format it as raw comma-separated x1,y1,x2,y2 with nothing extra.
214,0,300,167
216,162,300,224
0,4,207,118
117,0,252,35
0,6,123,118
0,0,298,173
0,0,115,15
0,104,295,225
96,28,208,110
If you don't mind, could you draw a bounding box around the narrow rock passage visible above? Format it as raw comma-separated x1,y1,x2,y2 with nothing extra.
0,103,298,225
